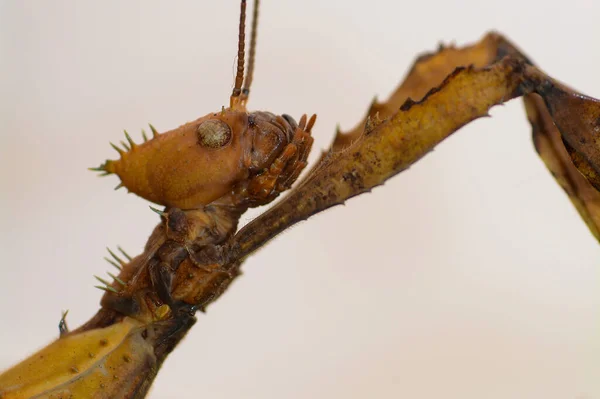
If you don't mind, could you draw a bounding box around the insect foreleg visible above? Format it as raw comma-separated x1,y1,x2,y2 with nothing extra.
242,114,315,206
148,260,175,307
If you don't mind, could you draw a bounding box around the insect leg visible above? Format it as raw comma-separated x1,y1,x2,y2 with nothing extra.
186,244,234,279
148,259,175,308
246,115,314,204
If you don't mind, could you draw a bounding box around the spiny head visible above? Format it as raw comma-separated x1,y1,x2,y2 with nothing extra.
92,109,305,210
90,0,315,210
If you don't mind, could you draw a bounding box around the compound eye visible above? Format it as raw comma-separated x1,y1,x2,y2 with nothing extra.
197,119,232,148
282,114,298,130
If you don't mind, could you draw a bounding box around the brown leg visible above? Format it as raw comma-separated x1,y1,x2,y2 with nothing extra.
148,259,174,307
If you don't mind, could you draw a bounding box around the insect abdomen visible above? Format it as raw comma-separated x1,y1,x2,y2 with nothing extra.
0,318,155,399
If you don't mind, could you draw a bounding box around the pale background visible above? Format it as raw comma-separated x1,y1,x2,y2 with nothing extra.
1,1,600,398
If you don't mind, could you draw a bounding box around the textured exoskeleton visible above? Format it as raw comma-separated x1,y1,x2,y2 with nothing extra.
0,315,194,399
3,1,600,398
100,109,314,210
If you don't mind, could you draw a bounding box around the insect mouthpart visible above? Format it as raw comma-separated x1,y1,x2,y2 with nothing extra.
246,111,300,172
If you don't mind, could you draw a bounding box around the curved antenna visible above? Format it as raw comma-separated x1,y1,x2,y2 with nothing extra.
230,0,247,108
241,0,260,101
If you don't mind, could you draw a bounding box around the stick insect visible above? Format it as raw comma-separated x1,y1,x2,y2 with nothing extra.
1,1,600,398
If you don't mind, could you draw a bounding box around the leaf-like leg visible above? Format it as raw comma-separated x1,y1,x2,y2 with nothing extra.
536,82,600,193
326,32,527,153
232,54,532,260
525,93,600,242
229,32,600,261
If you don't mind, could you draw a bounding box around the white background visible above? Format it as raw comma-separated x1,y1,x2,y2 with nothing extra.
2,1,600,398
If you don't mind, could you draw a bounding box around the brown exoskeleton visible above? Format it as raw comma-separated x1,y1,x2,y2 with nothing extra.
3,1,600,398
1,2,315,397
87,0,315,322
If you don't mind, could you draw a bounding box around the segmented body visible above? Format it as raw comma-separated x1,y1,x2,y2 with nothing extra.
94,110,314,321
97,207,243,322
1,4,318,393
2,9,600,399
0,107,314,398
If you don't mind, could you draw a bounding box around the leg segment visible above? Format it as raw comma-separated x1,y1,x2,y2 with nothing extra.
148,259,174,307
246,114,315,206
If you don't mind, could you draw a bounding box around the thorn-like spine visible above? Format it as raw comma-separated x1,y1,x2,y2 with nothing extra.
114,183,124,191
334,123,341,136
120,140,130,151
148,123,159,138
88,166,105,172
149,206,166,217
95,285,119,294
124,130,137,149
141,129,148,142
94,275,112,287
365,115,374,133
104,257,122,271
107,272,126,286
118,246,132,261
110,142,125,155
107,247,125,266
59,309,70,336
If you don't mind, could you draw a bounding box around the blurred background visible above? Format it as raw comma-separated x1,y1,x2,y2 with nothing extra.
2,1,600,398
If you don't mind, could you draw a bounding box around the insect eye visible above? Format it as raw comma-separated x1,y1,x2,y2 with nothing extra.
282,114,298,130
197,119,232,148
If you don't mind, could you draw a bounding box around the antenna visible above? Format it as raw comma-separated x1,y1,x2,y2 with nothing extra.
241,0,260,100
230,0,247,108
